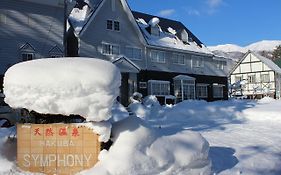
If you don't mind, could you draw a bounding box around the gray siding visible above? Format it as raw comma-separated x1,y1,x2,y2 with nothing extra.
79,0,146,69
146,47,228,77
0,0,64,74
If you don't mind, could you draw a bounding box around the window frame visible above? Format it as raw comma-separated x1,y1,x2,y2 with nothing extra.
213,85,224,98
148,80,170,96
125,46,142,60
172,53,185,65
22,52,34,61
102,43,120,55
196,84,208,98
261,73,270,83
191,55,204,68
150,50,166,63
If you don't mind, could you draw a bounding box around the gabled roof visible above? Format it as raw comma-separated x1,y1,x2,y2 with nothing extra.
49,45,63,54
112,56,141,73
173,75,195,80
132,11,203,46
229,50,281,75
19,42,36,52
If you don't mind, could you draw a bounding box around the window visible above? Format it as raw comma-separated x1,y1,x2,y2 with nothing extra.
107,20,113,30
174,78,195,102
151,50,165,63
20,42,35,61
248,75,256,83
148,80,170,96
114,21,120,31
261,74,270,83
126,47,142,60
216,61,225,70
22,53,34,61
235,76,242,83
173,53,185,65
192,55,204,68
107,20,120,31
102,43,120,55
196,84,208,98
213,85,224,98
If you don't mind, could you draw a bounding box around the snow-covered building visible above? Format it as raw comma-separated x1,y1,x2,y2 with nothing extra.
0,0,65,90
229,51,281,99
67,0,229,105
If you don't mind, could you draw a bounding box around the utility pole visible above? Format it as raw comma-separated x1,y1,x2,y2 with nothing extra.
63,0,68,57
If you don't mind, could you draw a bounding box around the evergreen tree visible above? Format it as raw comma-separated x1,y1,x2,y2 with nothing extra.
272,45,281,59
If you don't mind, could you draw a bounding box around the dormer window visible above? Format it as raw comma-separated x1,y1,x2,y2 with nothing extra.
19,42,35,61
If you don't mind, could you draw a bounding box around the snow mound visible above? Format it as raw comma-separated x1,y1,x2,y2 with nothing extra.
148,17,160,27
3,58,121,122
80,117,211,175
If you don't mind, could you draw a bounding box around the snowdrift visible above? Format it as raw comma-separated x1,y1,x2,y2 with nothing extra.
3,58,121,122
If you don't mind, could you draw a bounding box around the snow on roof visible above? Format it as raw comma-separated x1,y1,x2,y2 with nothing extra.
68,4,93,35
136,19,212,55
148,17,160,27
3,58,121,122
167,27,177,35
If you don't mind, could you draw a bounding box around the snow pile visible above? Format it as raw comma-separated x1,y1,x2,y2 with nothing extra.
110,102,129,123
3,58,121,122
68,4,93,35
80,117,211,175
76,122,112,142
148,17,160,27
0,128,16,173
128,95,163,120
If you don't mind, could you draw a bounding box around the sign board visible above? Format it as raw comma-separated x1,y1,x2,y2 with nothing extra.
17,124,101,175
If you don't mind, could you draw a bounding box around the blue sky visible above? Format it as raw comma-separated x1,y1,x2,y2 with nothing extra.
127,0,281,46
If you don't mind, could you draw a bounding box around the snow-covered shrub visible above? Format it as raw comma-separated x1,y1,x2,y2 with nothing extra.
3,58,121,122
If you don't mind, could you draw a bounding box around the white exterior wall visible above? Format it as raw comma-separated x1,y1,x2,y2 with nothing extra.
230,52,278,98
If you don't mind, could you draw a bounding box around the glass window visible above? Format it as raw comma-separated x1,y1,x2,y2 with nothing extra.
196,85,208,98
107,20,113,30
235,76,242,83
148,80,170,96
126,47,142,60
173,54,185,65
192,55,204,68
114,21,120,31
213,85,223,98
102,43,120,55
261,74,270,83
174,79,195,102
22,53,34,61
151,50,165,63
248,75,256,83
216,61,225,70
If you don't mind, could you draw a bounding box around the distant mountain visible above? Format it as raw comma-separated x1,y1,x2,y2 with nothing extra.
208,40,281,61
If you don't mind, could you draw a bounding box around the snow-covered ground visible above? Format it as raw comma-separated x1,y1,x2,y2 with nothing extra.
1,97,281,174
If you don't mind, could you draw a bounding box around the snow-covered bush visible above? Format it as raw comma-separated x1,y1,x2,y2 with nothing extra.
3,58,121,122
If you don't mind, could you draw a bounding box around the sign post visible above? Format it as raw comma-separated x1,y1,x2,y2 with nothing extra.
17,124,101,175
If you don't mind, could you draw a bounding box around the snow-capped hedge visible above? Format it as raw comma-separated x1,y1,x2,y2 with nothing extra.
3,58,121,122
